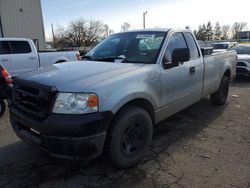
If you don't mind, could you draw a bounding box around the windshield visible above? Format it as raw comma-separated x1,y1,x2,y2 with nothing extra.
232,45,250,54
85,31,167,64
213,43,229,49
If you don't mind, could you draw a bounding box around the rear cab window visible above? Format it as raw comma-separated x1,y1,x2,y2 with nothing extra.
9,41,31,54
0,41,11,55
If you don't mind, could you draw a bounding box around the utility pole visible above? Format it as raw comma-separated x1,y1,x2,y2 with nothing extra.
51,23,56,48
143,11,147,29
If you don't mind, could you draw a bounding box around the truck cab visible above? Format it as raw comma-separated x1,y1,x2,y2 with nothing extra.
0,38,80,77
0,38,38,76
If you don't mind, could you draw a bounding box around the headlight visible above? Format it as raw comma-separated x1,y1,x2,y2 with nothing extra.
52,93,98,114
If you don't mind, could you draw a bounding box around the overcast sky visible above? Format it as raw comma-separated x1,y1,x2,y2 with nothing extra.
41,0,250,40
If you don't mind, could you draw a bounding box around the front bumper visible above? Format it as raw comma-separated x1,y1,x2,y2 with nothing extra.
10,107,113,159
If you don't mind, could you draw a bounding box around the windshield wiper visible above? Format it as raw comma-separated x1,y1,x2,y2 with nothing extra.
115,55,130,63
95,56,116,62
95,55,130,63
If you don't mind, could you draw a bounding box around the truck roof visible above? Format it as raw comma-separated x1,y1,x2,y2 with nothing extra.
0,38,32,41
117,28,192,34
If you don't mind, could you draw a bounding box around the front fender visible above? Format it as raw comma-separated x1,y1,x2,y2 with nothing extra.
99,82,160,114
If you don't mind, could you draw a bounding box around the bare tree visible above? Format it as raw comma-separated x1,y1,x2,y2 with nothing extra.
55,25,72,48
221,25,231,40
54,18,112,48
67,18,86,47
103,24,110,38
83,19,107,46
102,25,114,37
121,22,131,32
231,22,248,39
109,29,114,35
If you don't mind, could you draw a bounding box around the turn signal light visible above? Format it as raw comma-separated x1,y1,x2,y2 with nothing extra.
88,95,98,107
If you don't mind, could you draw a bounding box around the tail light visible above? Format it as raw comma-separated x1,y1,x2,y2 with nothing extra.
76,53,81,60
1,66,13,87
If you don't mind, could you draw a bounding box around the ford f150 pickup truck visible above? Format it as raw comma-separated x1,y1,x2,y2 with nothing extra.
0,38,80,77
9,29,237,168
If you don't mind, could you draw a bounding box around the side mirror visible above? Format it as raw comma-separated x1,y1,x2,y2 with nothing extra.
172,48,190,64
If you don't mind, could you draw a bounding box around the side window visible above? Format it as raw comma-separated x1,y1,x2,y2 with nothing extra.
0,41,11,54
183,32,199,59
164,33,187,62
9,41,31,54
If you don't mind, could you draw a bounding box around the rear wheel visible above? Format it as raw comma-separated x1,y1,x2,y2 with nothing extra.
210,76,230,105
0,98,6,118
106,106,153,168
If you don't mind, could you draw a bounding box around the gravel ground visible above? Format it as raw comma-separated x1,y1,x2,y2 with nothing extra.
0,77,250,188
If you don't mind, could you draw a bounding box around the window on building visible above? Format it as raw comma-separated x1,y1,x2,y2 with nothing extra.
9,41,31,54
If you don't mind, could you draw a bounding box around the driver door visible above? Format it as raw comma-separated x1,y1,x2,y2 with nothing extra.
159,32,199,119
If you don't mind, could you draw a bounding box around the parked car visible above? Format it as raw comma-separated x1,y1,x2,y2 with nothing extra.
0,38,80,77
9,29,237,168
231,44,250,76
0,64,12,117
212,42,238,52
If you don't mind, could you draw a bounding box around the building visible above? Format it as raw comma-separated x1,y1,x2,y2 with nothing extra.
239,31,250,42
0,0,46,50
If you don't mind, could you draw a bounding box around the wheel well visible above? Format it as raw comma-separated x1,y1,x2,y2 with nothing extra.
55,60,66,64
224,69,231,78
115,98,155,125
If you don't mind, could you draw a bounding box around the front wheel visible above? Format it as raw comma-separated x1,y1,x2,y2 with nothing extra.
106,106,153,168
210,76,230,105
0,98,6,118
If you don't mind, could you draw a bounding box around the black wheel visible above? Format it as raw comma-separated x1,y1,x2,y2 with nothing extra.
106,106,153,168
210,76,230,105
0,98,6,118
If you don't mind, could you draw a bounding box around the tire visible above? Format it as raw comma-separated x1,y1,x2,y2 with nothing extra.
210,76,230,105
106,106,153,168
0,98,6,118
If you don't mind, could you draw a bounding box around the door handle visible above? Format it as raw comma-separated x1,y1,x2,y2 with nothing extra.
29,57,36,60
1,59,8,62
189,66,196,75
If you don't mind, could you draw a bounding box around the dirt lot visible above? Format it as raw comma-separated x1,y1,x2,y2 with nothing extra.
0,77,250,188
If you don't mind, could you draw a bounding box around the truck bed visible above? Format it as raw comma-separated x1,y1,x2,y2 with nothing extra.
202,50,237,97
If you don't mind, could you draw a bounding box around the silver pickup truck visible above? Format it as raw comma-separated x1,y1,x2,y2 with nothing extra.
9,29,237,168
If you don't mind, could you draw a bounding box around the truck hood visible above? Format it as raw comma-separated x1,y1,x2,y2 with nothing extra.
17,61,144,92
